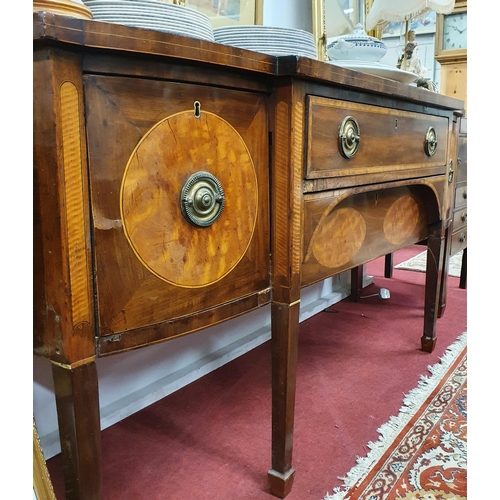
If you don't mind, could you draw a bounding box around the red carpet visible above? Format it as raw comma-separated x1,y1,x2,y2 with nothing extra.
47,245,467,499
326,337,466,499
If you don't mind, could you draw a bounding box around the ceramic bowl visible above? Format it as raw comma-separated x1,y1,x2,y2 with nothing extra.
327,23,387,63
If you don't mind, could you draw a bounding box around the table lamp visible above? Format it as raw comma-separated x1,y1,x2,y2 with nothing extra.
365,0,455,70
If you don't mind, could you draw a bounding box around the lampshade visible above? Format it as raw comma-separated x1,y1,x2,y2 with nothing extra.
324,0,354,37
366,0,455,31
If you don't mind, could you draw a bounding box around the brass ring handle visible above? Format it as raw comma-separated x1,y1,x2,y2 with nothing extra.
180,171,225,227
425,126,438,157
448,159,454,183
339,116,361,159
461,212,467,222
463,189,467,199
459,233,466,244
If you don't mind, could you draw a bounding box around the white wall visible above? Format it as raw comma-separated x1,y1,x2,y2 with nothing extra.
263,0,312,30
33,0,364,461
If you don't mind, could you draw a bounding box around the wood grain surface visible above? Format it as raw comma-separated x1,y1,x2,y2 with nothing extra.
121,109,258,288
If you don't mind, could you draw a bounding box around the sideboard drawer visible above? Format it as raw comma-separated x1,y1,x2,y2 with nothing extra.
301,185,430,286
454,185,468,209
456,136,467,183
452,207,468,231
451,227,467,255
305,95,449,180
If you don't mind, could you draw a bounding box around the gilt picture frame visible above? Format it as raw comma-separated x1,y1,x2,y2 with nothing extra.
312,0,363,61
33,419,56,500
185,0,263,28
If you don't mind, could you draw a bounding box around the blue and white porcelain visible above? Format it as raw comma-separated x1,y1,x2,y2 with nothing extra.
327,23,387,63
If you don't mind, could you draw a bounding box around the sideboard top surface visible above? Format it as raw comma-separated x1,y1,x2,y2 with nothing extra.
33,11,464,114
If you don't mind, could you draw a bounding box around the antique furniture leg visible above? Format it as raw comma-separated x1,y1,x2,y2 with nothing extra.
384,254,393,278
459,247,467,289
350,265,363,302
437,229,451,318
268,91,303,498
52,360,102,500
268,302,299,498
421,222,445,353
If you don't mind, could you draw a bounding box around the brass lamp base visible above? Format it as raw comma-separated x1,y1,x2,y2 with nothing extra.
33,0,93,19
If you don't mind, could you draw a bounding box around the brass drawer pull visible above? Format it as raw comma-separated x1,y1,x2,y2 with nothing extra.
461,212,467,222
463,189,467,199
424,126,437,156
339,116,360,159
448,159,454,183
180,171,225,227
459,233,466,244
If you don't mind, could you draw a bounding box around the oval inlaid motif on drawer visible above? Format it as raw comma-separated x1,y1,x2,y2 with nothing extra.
383,195,419,245
120,109,258,288
312,207,366,268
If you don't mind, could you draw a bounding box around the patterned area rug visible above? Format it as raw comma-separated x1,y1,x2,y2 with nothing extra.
395,250,463,278
325,332,467,500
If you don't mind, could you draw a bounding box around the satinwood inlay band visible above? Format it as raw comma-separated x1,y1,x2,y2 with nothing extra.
60,81,91,328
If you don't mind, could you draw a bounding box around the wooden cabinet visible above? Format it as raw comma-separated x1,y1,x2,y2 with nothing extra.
34,15,271,498
85,76,270,355
450,117,467,288
33,12,464,500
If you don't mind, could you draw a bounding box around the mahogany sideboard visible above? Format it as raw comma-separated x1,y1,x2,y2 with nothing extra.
33,12,464,499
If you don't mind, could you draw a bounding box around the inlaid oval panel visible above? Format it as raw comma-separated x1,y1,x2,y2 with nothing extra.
121,109,258,288
312,207,366,268
383,195,419,245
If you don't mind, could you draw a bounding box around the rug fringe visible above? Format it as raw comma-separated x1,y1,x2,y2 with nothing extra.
323,331,467,500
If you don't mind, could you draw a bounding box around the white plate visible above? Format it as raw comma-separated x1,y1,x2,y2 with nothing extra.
215,40,316,50
84,0,212,20
91,14,210,27
88,6,212,24
329,60,417,84
214,25,313,35
215,42,317,58
224,46,317,57
92,18,214,39
214,27,314,41
215,39,316,52
214,35,315,45
91,14,213,35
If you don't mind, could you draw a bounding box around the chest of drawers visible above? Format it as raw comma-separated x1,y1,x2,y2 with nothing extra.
33,12,464,499
450,117,467,288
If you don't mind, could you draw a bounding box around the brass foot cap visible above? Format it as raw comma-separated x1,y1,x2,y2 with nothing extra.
268,468,295,498
421,335,437,353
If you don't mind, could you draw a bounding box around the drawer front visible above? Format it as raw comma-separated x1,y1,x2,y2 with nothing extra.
452,206,468,231
301,185,431,286
456,135,467,183
460,116,467,134
306,95,449,179
84,75,270,341
451,227,467,255
454,184,468,209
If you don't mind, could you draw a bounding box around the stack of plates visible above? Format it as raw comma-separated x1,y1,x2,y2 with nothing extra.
83,0,215,41
213,25,318,59
329,60,417,85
